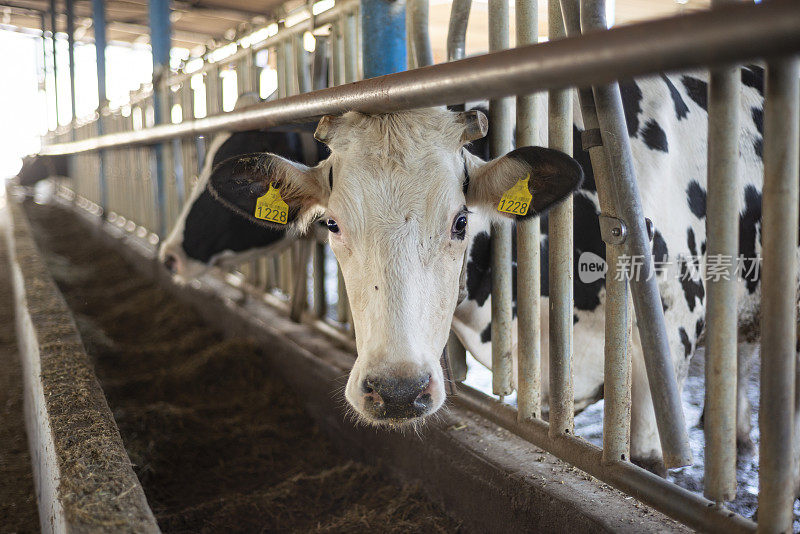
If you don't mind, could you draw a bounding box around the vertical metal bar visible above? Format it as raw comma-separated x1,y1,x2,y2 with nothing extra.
409,0,433,67
332,23,344,87
314,243,327,318
283,39,297,96
560,0,632,465
547,0,574,436
92,0,108,216
39,13,49,129
344,12,359,83
515,0,540,421
703,0,741,504
205,65,220,115
488,0,513,399
446,0,471,63
49,0,59,126
149,0,171,236
360,0,406,78
757,57,799,534
312,34,329,91
295,33,311,93
581,0,691,468
66,0,75,124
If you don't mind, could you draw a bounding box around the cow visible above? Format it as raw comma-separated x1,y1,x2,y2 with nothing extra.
14,153,69,186
160,67,768,473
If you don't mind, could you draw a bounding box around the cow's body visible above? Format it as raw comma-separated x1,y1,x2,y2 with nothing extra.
161,67,769,467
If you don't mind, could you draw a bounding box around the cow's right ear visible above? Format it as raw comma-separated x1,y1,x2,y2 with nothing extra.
207,152,330,231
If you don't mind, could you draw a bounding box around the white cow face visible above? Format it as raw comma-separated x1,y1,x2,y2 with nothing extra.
208,108,582,427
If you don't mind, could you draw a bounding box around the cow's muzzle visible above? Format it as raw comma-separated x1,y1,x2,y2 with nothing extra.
361,374,433,421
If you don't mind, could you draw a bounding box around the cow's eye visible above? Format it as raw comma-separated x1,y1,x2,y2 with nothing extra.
451,214,468,239
326,219,340,233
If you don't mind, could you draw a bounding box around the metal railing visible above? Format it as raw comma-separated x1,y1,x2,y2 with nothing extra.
41,1,800,532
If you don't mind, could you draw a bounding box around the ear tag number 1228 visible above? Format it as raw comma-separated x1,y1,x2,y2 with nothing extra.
497,174,532,216
254,183,289,224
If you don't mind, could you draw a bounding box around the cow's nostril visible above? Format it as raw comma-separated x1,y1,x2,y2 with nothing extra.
361,374,433,421
163,254,178,274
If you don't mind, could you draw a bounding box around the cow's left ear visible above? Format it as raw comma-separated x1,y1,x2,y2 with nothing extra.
207,152,330,231
465,146,583,219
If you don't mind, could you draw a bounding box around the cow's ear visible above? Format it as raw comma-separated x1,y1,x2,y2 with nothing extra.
207,152,330,231
465,146,583,220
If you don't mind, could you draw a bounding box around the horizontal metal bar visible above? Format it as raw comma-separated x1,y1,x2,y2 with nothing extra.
454,385,757,534
40,1,800,155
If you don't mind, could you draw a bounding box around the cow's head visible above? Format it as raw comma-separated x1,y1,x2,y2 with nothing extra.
208,108,582,427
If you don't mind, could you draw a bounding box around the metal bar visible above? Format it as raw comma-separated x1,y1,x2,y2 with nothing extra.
344,12,359,83
92,0,108,214
446,0,471,63
312,34,329,91
66,0,75,123
290,240,311,321
39,13,48,128
560,0,632,465
703,0,742,504
455,384,757,534
547,0,573,436
149,0,171,237
283,38,297,96
409,0,433,67
332,21,344,86
295,33,311,93
515,0,540,421
757,57,799,534
581,0,691,468
38,2,800,155
360,0,406,78
488,0,513,399
49,0,59,127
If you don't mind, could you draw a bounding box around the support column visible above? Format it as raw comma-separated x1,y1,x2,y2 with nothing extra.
66,0,75,123
149,0,171,236
50,0,59,126
361,0,406,78
92,0,108,215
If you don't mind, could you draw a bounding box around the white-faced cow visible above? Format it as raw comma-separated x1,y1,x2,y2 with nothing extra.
160,66,768,472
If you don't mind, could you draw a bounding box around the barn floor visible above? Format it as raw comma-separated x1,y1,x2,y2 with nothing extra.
23,200,460,533
0,199,40,533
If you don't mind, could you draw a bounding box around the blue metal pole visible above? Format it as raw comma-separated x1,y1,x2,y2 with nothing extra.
92,0,108,215
66,0,76,124
361,0,407,78
49,0,59,127
149,0,171,236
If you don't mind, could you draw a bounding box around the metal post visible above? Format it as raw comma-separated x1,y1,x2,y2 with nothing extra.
314,243,327,318
489,0,513,399
312,35,329,91
704,0,741,503
149,0,171,236
294,33,311,93
49,0,59,126
409,0,433,67
560,0,632,465
66,0,76,124
581,0,691,468
39,13,49,128
515,0,540,421
92,0,108,215
361,0,406,78
757,57,799,534
344,12,359,83
547,0,574,436
446,0,471,63
283,39,297,96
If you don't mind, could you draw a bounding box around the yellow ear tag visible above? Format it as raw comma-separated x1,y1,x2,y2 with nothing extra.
254,182,289,224
497,174,532,216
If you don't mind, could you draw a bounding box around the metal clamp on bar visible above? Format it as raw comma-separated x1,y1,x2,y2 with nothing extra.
581,128,603,150
598,214,627,245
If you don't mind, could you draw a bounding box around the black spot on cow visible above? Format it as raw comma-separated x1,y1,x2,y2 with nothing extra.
641,119,669,153
753,139,763,159
573,193,605,312
679,258,705,312
695,318,704,340
741,65,765,96
573,314,579,324
619,80,644,138
661,74,690,121
686,180,707,219
738,185,762,293
700,240,706,256
661,296,669,313
466,231,492,306
480,323,492,344
679,327,692,358
652,230,669,278
182,189,287,263
687,228,698,258
681,76,708,111
751,107,764,136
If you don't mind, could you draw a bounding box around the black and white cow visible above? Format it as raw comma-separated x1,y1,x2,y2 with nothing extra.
160,67,768,471
14,153,69,186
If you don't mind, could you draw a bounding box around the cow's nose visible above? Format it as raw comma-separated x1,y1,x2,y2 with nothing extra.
362,374,432,420
163,254,178,274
